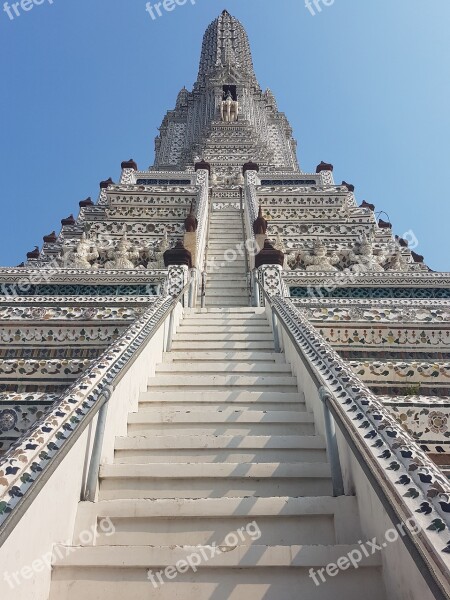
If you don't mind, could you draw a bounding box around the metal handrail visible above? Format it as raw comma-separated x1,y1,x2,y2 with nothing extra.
0,279,191,544
259,284,450,600
238,186,251,305
199,188,214,309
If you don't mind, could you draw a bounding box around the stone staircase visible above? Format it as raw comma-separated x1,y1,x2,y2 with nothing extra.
49,308,386,600
204,207,249,307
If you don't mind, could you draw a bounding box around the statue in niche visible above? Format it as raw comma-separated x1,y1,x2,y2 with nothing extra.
274,233,286,253
104,233,139,270
71,233,99,269
348,234,386,273
147,231,170,269
221,91,239,123
184,201,198,232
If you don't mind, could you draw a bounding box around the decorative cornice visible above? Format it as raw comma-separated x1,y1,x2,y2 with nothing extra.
0,305,146,321
0,268,167,285
283,272,450,287
0,296,155,305
291,298,450,324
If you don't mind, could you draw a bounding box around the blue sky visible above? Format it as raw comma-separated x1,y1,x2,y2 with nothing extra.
0,0,449,270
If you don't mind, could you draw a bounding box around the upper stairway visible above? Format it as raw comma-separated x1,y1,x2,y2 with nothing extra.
49,307,386,600
204,203,249,308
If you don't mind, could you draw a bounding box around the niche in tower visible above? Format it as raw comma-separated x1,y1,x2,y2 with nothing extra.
223,85,237,101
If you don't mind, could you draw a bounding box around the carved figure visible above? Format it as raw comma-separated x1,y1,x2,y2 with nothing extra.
221,91,239,123
147,231,170,269
349,234,385,273
388,249,410,272
71,233,99,269
104,233,139,270
303,239,339,272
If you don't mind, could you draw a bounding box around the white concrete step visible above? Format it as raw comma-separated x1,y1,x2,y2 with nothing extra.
207,247,246,253
210,214,242,219
173,333,274,341
208,240,242,244
176,310,266,322
178,324,271,332
114,435,326,464
204,273,247,281
139,389,303,401
162,351,278,360
139,402,304,413
205,281,249,290
128,420,313,437
50,563,385,600
206,258,246,265
205,289,248,297
187,308,261,314
208,229,242,234
178,322,269,329
115,434,324,451
129,409,313,425
99,462,333,499
147,374,298,389
51,542,380,568
206,250,245,255
131,406,311,418
205,270,247,277
209,230,242,236
206,296,249,308
205,267,246,272
198,273,248,282
139,400,305,412
85,496,360,547
171,341,274,350
156,362,290,373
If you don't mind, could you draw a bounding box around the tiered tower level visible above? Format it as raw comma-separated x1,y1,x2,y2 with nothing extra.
153,11,299,174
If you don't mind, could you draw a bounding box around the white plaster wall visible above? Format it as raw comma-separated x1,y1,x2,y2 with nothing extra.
0,304,183,600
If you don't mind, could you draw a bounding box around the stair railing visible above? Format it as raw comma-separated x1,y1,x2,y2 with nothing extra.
193,168,210,306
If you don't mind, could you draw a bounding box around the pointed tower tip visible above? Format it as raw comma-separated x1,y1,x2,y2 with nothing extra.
197,9,257,85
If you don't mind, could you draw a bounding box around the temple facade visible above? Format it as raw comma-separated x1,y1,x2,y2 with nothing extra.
0,10,449,600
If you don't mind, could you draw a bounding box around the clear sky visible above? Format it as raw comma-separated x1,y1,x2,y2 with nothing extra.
0,0,449,270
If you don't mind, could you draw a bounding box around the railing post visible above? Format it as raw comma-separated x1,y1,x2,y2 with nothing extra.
272,311,281,353
165,309,175,352
319,387,345,497
201,271,207,308
253,272,261,308
82,387,112,502
188,269,196,309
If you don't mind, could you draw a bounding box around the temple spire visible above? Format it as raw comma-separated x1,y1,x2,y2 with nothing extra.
197,10,258,86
